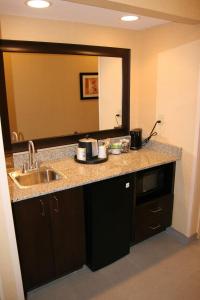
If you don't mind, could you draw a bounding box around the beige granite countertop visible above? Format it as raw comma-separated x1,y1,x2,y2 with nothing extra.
9,147,180,203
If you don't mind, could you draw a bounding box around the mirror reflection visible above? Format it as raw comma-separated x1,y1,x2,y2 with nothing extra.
3,53,122,143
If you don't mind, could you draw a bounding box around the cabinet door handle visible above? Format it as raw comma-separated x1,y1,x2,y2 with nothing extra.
40,200,45,217
150,207,163,213
125,182,130,189
53,196,59,213
149,224,161,230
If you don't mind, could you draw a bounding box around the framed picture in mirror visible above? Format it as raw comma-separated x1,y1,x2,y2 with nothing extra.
80,72,98,100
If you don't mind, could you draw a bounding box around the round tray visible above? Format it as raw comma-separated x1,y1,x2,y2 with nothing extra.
74,155,108,164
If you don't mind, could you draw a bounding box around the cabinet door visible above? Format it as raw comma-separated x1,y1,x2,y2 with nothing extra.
85,175,133,271
49,188,85,277
12,196,55,291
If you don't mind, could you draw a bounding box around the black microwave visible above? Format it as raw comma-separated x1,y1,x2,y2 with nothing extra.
136,164,173,202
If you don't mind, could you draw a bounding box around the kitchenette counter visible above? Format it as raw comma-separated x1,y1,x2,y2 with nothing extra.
8,141,181,202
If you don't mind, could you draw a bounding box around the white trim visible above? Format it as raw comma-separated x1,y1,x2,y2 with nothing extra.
0,276,5,300
0,120,24,300
187,62,200,236
196,67,200,238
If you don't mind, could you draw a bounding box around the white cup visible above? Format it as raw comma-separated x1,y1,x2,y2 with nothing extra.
111,148,121,155
77,147,86,161
98,145,107,159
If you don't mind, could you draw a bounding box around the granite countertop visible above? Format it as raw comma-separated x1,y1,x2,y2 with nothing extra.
9,145,181,203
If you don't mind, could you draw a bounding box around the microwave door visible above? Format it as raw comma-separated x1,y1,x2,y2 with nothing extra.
143,172,158,193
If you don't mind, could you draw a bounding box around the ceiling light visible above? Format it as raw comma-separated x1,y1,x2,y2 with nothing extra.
121,15,139,22
26,0,51,8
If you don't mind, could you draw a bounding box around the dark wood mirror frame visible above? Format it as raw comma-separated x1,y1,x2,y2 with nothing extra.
0,39,130,153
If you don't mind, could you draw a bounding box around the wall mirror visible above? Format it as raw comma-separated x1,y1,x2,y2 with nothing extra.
0,40,130,153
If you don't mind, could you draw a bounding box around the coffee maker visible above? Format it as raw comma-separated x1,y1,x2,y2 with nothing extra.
130,128,142,150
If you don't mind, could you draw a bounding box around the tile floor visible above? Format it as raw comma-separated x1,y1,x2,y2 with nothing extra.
28,232,200,300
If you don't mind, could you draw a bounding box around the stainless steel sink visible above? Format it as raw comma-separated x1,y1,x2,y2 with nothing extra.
9,166,63,188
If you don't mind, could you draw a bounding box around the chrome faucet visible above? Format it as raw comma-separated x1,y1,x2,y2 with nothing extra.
28,140,38,170
11,131,19,142
22,141,38,173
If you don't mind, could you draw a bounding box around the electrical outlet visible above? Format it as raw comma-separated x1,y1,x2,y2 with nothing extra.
157,115,164,125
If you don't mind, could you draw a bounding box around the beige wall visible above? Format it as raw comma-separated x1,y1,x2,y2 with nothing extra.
138,22,200,236
137,23,200,135
0,15,141,131
99,57,122,130
192,73,200,236
1,14,200,299
68,0,200,23
1,15,200,237
3,52,99,141
0,11,140,124
156,41,200,236
0,17,140,299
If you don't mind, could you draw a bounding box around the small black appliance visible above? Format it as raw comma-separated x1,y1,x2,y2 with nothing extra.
130,128,142,150
78,137,98,160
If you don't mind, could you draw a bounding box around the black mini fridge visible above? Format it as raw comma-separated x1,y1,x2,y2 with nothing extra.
84,174,133,271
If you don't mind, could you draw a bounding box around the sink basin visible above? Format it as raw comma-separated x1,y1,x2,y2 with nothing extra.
9,166,63,188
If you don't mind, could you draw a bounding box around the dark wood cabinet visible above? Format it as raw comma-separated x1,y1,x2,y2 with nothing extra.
132,162,175,244
84,174,133,271
12,196,55,290
12,187,85,291
50,189,85,277
12,162,176,292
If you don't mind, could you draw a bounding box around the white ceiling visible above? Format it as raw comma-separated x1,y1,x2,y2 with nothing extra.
0,0,169,30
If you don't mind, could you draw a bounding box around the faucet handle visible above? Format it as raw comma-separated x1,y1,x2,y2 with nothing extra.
34,160,40,169
22,162,29,173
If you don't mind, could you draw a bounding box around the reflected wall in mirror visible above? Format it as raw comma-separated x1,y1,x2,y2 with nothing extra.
0,40,130,152
3,53,122,143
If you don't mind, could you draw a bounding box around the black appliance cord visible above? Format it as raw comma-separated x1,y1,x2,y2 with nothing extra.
143,120,161,145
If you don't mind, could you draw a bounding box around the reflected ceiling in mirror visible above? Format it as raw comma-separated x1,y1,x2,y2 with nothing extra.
3,52,122,143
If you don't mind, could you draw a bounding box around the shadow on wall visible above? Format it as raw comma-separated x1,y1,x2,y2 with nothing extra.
154,38,200,236
190,68,200,236
142,23,200,54
137,23,200,137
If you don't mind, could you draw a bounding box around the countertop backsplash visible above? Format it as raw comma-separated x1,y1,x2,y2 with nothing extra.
12,136,131,169
11,136,181,170
12,143,78,170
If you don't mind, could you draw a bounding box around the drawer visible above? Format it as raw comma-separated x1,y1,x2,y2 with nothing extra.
134,213,171,243
134,194,174,244
136,194,173,219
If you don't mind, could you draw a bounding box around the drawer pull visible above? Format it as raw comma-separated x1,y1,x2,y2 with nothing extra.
150,207,163,213
53,196,59,213
40,200,45,217
149,224,161,230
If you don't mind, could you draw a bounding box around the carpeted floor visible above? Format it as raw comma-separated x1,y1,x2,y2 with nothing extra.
28,232,200,300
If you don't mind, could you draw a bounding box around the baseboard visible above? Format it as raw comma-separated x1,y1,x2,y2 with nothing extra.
166,227,198,244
